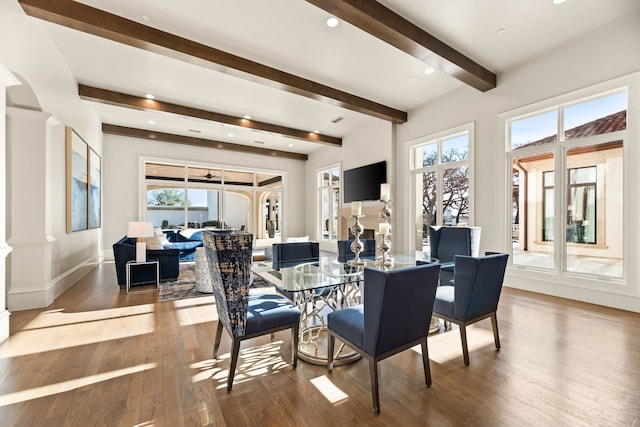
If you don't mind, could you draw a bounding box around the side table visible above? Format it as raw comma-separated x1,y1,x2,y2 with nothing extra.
126,260,160,293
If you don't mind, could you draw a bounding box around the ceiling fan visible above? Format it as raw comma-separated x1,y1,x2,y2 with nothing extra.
205,169,215,180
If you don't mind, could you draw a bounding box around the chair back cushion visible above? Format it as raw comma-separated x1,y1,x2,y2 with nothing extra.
453,253,509,321
337,239,376,262
429,226,472,263
272,241,319,269
202,231,254,338
363,264,441,356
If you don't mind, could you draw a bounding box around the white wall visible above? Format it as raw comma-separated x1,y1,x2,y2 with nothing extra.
395,12,640,312
305,119,394,250
103,134,306,256
1,1,102,311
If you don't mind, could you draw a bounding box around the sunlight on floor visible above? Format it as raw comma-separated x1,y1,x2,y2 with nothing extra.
417,326,496,364
172,297,217,326
0,304,156,358
0,362,157,407
190,340,289,390
310,375,349,404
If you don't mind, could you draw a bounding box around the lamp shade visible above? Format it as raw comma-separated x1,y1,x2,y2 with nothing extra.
127,221,154,239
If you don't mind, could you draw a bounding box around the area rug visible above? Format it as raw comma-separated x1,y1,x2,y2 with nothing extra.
158,263,271,301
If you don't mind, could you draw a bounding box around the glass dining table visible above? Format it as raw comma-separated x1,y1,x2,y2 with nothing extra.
251,251,440,365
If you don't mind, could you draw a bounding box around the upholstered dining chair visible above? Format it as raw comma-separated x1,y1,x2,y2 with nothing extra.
336,238,377,263
432,253,509,366
269,241,320,300
429,226,474,286
202,231,301,392
327,263,441,414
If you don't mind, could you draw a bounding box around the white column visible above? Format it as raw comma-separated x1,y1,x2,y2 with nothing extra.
0,63,20,343
6,108,57,311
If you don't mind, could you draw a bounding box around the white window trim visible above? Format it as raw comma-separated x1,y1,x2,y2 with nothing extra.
407,122,475,251
499,72,640,298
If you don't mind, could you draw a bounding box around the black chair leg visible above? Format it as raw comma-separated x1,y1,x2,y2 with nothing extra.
327,333,335,372
421,339,432,387
227,338,241,392
491,312,501,349
213,321,224,358
369,359,380,415
459,324,470,366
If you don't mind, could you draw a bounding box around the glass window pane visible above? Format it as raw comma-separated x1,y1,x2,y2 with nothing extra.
257,172,282,189
146,162,185,182
146,185,185,229
442,166,469,225
320,188,330,240
187,188,220,228
510,110,558,150
330,168,340,186
441,134,469,163
420,142,437,167
511,153,554,270
565,145,623,278
422,171,437,229
320,171,330,187
563,92,627,140
187,166,222,184
224,170,254,186
331,187,339,240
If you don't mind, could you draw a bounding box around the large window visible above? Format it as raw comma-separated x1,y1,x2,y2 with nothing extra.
410,124,473,251
144,161,283,239
508,90,626,278
317,165,340,242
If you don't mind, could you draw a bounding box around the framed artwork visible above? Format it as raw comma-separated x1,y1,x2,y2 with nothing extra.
66,127,89,233
89,147,101,229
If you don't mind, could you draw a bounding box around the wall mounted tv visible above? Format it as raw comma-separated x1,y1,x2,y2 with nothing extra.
343,161,387,203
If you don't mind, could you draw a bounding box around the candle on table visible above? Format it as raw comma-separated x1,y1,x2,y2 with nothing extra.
380,183,391,201
379,222,390,235
351,201,362,216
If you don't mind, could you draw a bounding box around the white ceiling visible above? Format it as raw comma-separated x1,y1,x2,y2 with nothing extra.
32,0,640,156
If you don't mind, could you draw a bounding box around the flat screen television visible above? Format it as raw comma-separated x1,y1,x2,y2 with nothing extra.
343,161,387,203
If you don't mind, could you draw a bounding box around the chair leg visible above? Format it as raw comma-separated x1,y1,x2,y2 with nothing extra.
491,312,501,350
369,360,380,415
421,339,432,387
213,321,224,358
227,338,241,393
459,324,470,366
291,322,299,369
327,333,335,372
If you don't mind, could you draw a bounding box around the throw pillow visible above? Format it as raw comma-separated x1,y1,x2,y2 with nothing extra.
286,236,310,242
159,233,170,247
145,235,163,250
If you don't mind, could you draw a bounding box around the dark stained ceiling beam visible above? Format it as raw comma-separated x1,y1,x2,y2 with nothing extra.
305,0,497,92
19,0,408,123
102,124,308,161
79,85,341,147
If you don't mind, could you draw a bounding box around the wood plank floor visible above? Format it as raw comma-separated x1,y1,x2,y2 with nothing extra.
1,261,639,426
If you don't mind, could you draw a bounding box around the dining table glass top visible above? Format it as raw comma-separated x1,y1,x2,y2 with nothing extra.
252,251,439,293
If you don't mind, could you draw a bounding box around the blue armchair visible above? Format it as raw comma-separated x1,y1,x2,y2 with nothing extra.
432,253,509,365
337,238,376,262
429,226,473,286
112,236,180,286
327,263,441,414
203,232,301,392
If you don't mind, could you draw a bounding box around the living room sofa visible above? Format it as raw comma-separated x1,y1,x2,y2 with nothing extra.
113,236,181,287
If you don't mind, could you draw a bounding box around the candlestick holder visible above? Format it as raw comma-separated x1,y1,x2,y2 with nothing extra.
349,215,367,266
379,198,393,226
375,232,394,269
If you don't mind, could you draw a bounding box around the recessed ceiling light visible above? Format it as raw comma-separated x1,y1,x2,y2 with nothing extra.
243,115,251,120
553,0,566,4
228,133,234,137
145,93,155,100
313,129,320,134
288,143,294,147
497,28,506,35
148,120,155,124
326,17,339,28
424,67,435,75
141,15,150,21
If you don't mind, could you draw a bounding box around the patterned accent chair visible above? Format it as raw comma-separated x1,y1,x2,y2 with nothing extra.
202,231,301,392
327,263,441,414
336,239,377,263
432,253,509,365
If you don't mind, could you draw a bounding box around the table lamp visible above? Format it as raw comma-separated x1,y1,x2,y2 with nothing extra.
127,221,154,262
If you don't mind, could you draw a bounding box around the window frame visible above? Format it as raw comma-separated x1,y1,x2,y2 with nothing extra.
316,163,341,243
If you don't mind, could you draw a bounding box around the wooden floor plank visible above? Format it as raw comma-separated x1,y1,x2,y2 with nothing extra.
1,263,639,426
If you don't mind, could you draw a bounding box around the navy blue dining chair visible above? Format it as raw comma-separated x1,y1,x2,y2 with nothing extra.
429,226,473,286
203,232,301,392
327,263,441,414
432,253,509,365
